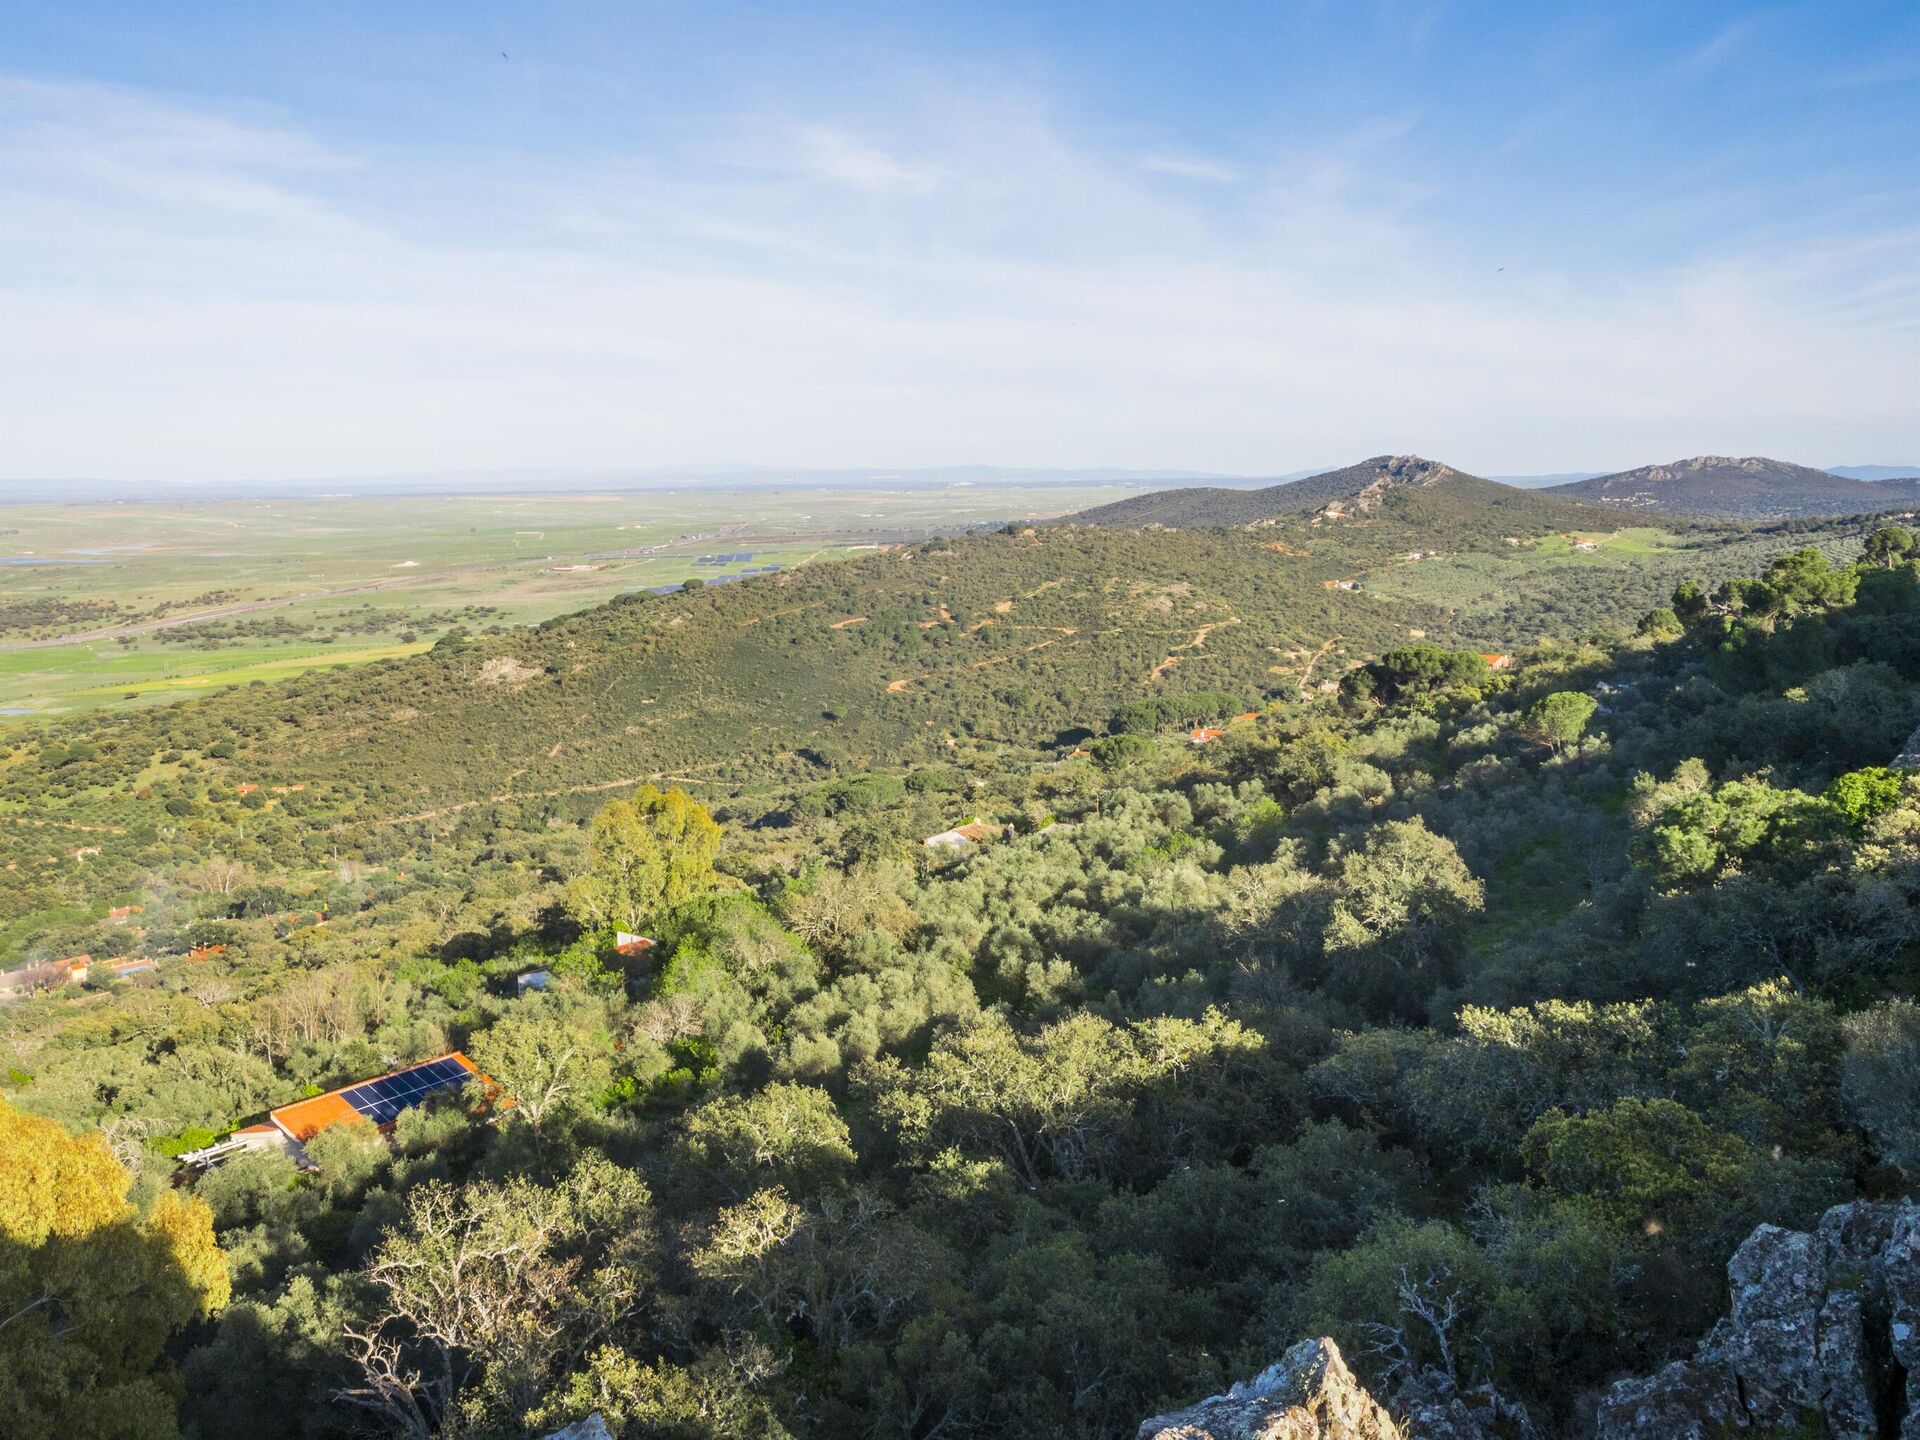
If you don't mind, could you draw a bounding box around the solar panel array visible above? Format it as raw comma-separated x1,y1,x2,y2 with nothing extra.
339,1057,470,1126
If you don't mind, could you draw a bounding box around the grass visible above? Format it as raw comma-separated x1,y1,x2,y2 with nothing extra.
0,640,432,716
1358,524,1866,643
0,482,1137,718
1531,526,1688,557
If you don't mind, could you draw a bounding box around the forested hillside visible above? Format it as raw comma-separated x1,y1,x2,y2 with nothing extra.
3,515,1919,1439
0,507,1880,964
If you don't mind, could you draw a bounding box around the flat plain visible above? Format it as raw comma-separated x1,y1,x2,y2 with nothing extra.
0,482,1135,718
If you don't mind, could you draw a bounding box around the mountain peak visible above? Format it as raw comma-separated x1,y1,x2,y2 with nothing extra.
1643,455,1804,480
1546,455,1920,517
1315,455,1464,516
1064,454,1599,531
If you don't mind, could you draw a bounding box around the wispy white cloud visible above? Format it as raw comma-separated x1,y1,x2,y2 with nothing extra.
1141,152,1241,183
1686,16,1764,71
0,75,1914,481
789,125,945,194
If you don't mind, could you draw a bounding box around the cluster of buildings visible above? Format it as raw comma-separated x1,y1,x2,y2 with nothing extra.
0,951,163,1000
0,930,232,1004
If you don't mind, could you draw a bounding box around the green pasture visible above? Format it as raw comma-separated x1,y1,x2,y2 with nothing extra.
1529,526,1690,557
1356,524,1864,645
0,483,1134,718
0,640,435,718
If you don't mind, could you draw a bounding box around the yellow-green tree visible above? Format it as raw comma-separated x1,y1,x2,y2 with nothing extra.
570,786,721,934
0,1096,229,1440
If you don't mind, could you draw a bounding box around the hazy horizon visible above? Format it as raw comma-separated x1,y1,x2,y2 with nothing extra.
5,455,1917,506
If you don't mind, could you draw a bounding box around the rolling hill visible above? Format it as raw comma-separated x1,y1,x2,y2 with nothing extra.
1546,455,1920,518
1065,454,1609,532
2,505,1884,961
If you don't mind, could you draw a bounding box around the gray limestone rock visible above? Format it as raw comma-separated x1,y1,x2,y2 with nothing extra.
539,1415,614,1440
1137,1339,1405,1440
1597,1199,1919,1440
1593,1360,1746,1440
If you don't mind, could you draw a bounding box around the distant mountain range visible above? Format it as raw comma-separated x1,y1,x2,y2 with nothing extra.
1066,454,1920,529
1829,464,1920,482
1066,455,1609,531
8,458,1916,509
1544,456,1920,518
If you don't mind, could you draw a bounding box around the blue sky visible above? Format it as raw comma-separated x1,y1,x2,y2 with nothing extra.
1,1,1915,482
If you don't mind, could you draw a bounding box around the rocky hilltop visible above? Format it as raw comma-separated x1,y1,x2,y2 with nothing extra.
1066,455,1599,531
1139,1199,1917,1440
1260,456,1467,522
1547,454,1920,518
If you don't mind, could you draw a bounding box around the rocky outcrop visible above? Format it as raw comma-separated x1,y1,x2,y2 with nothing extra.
1315,456,1462,521
1893,722,1920,771
1596,1198,1919,1440
539,1415,612,1440
1135,1335,1549,1440
1137,1339,1405,1440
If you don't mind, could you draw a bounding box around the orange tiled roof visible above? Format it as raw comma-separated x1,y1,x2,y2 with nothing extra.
270,1051,480,1142
270,1091,361,1142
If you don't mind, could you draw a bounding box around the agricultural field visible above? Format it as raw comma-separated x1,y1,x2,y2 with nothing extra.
0,481,1134,718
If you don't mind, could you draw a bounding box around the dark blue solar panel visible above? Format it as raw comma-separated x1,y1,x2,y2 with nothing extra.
334,1060,469,1128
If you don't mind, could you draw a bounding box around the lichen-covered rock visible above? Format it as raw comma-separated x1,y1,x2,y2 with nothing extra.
1396,1394,1504,1440
1697,1222,1826,1424
1596,1198,1919,1440
1137,1339,1404,1440
1888,1205,1920,1440
1815,1288,1876,1440
1593,1360,1745,1440
539,1415,613,1440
